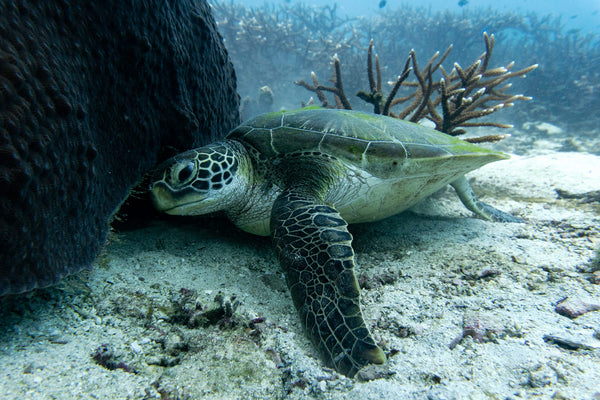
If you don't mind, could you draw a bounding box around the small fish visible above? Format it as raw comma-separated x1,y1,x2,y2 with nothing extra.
458,0,469,6
378,0,387,8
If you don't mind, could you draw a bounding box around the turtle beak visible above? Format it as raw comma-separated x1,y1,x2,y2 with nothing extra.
150,181,211,215
149,182,178,213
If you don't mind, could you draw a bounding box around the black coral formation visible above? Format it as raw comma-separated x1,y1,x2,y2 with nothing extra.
296,33,537,142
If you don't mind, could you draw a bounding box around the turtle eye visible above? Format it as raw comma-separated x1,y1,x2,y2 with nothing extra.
171,161,196,185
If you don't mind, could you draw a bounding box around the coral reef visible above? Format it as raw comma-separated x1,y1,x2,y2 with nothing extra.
240,85,275,120
212,1,599,130
0,0,239,296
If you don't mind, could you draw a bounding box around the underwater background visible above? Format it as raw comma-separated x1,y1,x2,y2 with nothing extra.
210,0,600,149
238,0,599,33
1,1,599,399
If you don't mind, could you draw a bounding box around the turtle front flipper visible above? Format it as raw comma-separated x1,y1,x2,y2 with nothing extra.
271,189,386,377
451,176,523,223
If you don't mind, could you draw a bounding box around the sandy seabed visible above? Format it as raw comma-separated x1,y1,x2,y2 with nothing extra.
1,149,599,400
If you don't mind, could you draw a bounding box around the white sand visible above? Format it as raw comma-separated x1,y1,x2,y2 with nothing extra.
1,151,598,399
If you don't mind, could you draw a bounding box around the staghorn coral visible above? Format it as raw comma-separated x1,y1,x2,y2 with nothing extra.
295,54,353,110
296,33,537,141
212,1,360,98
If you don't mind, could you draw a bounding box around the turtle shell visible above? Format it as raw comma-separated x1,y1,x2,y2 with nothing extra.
227,107,508,178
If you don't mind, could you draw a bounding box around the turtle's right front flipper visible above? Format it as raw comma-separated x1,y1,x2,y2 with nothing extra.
271,189,386,377
451,176,523,223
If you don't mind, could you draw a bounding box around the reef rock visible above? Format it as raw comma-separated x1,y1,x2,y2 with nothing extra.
0,0,240,295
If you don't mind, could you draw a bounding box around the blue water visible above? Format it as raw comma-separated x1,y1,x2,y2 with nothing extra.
238,0,600,33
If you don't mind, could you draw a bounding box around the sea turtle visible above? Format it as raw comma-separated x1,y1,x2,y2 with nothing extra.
150,107,519,377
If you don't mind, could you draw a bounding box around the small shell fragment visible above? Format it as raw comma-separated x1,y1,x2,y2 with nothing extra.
555,298,600,319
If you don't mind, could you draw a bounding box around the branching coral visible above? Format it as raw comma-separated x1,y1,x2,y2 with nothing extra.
296,33,537,141
295,55,353,110
212,1,599,131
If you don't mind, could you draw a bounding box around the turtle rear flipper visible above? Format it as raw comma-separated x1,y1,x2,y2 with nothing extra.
451,176,523,223
271,190,386,377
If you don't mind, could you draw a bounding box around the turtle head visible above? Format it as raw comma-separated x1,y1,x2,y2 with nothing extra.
150,141,249,216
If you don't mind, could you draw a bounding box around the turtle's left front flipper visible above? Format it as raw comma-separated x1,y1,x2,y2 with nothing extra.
271,189,386,377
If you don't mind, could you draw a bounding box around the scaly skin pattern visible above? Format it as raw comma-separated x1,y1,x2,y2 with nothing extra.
271,189,386,377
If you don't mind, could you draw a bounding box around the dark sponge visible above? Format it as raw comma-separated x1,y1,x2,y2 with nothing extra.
0,0,240,295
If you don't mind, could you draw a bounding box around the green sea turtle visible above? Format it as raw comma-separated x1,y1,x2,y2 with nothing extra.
150,107,519,377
